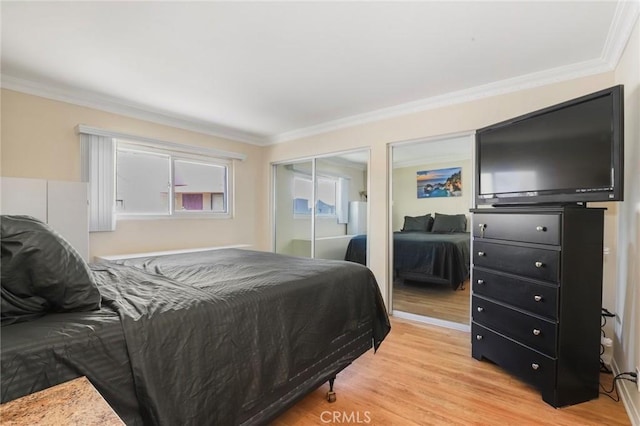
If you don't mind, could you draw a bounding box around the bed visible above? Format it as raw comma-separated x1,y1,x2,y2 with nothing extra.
345,213,471,290
1,215,390,425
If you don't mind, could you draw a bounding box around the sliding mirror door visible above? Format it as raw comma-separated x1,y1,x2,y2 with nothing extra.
273,150,369,265
314,152,368,261
274,160,313,257
391,136,472,327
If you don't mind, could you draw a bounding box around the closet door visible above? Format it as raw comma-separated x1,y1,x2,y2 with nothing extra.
273,161,313,258
313,155,368,262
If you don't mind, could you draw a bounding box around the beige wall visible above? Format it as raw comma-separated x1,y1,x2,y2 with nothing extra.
392,159,472,232
263,73,616,309
0,89,267,259
614,16,640,417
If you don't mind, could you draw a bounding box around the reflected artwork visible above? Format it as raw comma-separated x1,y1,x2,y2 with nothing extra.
417,167,462,198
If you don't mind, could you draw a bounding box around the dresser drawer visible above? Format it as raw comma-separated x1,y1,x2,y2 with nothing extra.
473,241,559,283
472,295,557,356
473,269,558,319
474,213,560,245
472,323,555,391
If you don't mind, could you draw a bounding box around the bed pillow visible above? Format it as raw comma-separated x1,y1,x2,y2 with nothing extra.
1,215,101,326
431,213,467,233
402,214,433,232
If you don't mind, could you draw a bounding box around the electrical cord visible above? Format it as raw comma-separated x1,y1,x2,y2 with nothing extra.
597,308,637,401
600,308,616,373
600,372,638,402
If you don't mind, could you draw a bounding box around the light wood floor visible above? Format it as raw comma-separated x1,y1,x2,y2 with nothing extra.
393,279,470,325
273,318,630,426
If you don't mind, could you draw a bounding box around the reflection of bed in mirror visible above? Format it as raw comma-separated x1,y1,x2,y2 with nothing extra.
345,231,470,290
345,213,470,290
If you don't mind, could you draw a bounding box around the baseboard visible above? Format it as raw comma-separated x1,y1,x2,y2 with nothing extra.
612,358,640,426
391,310,471,332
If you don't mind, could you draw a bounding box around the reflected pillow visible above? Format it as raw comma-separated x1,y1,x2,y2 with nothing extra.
1,215,100,326
402,214,433,232
431,213,467,233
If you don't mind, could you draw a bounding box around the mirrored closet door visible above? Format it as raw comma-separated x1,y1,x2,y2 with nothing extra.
390,136,473,328
273,150,369,265
274,160,313,257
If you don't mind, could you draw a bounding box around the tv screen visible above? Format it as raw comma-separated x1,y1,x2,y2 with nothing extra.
476,85,624,206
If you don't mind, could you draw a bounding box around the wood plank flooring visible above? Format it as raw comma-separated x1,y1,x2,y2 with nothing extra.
393,279,470,325
273,318,630,426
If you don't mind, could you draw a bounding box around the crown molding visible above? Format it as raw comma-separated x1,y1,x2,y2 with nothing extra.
270,57,612,145
0,74,268,146
601,0,640,69
269,1,637,145
3,1,636,149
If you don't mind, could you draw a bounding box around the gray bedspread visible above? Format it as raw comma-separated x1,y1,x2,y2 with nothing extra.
98,248,390,425
1,248,389,425
0,309,144,424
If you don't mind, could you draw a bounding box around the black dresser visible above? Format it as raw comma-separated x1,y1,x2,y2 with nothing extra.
470,206,604,407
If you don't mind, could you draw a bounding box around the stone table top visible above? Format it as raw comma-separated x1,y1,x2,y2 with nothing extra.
0,376,124,426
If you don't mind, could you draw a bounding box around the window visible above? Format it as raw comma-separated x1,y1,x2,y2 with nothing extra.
116,149,170,215
293,175,338,216
115,142,232,218
173,160,227,213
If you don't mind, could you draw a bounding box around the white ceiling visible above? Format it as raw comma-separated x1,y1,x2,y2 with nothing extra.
1,1,637,146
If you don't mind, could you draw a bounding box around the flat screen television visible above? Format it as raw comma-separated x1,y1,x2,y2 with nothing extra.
475,85,624,206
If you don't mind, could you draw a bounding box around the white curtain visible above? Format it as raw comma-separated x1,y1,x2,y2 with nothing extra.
80,133,116,231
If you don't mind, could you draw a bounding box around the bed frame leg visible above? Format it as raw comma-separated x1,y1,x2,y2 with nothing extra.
326,376,336,403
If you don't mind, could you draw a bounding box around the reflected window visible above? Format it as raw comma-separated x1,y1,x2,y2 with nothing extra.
293,175,338,216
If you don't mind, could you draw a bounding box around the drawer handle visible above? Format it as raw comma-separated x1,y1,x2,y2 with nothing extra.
531,363,540,370
536,226,546,232
477,306,484,312
532,329,541,336
476,335,483,340
534,295,543,302
535,261,543,268
478,251,485,257
477,279,485,285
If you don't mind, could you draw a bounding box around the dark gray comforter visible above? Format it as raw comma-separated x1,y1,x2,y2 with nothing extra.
97,249,390,425
2,248,389,425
